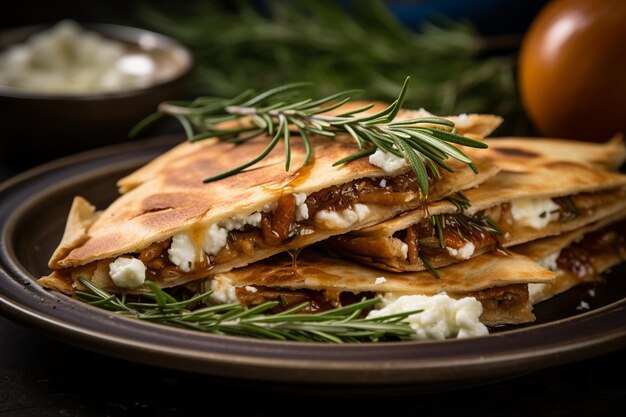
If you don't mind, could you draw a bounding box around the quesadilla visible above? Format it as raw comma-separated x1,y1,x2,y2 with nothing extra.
514,211,626,304
41,131,498,294
206,249,556,326
325,139,626,272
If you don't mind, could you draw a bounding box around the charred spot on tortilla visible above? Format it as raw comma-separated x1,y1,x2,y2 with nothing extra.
493,147,540,158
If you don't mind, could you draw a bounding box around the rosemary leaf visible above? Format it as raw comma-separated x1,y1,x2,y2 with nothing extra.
75,278,420,343
134,75,487,196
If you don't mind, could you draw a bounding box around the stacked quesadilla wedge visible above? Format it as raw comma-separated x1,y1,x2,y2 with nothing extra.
41,127,499,294
208,249,555,326
323,138,626,273
515,211,626,305
204,137,626,327
39,89,625,339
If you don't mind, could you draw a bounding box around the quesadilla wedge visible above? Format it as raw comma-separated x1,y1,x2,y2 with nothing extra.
41,132,498,294
325,141,626,272
514,210,626,304
206,249,556,326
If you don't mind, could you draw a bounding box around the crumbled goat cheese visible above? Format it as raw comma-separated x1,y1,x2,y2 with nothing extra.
168,233,197,272
202,211,265,258
294,193,309,221
527,283,546,304
220,212,263,231
400,242,409,259
446,242,475,260
315,204,371,229
109,257,146,289
538,250,560,271
369,149,407,173
245,286,258,293
576,301,590,311
353,203,370,219
456,113,469,127
379,179,387,187
203,223,229,256
375,277,387,285
0,20,155,93
367,293,489,340
206,277,239,304
588,289,596,297
510,197,560,230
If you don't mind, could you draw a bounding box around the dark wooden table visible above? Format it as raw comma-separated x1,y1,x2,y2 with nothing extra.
1,147,625,417
1,313,624,416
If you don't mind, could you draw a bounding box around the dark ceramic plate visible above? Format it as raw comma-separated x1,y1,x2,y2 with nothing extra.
1,135,625,392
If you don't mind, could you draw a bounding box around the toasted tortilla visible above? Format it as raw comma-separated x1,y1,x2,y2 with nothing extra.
514,211,626,304
470,134,625,172
208,249,555,326
397,107,504,138
326,138,626,272
43,126,498,293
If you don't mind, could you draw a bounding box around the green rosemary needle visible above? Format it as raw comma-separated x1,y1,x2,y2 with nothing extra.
430,211,502,250
75,277,419,343
133,76,487,197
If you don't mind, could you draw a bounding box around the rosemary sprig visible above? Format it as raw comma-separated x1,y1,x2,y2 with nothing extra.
75,277,419,343
445,191,471,212
430,212,502,250
134,77,487,196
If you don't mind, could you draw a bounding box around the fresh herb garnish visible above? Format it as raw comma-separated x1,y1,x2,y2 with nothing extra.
445,190,471,212
76,277,419,343
430,211,502,250
418,255,441,279
132,77,487,197
416,210,501,278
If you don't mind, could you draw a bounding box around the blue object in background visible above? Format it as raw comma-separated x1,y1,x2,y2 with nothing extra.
374,0,548,35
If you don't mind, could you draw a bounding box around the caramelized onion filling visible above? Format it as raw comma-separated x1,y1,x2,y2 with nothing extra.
112,171,432,279
556,220,626,279
328,188,622,271
233,284,530,321
466,284,529,313
235,286,375,313
207,172,434,266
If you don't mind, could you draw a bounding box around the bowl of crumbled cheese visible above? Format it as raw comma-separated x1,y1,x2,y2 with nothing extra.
0,20,192,160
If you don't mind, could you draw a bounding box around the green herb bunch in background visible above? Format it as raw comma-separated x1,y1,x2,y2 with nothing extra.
133,0,526,134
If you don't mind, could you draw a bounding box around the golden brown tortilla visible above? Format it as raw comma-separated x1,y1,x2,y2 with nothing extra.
514,211,626,304
470,134,625,172
210,249,555,326
327,138,626,272
43,123,498,293
325,101,504,139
